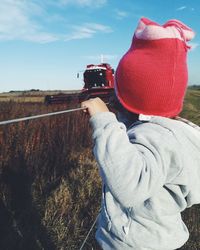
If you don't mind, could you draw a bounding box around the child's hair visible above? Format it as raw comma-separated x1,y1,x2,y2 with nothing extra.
114,17,195,118
110,93,139,121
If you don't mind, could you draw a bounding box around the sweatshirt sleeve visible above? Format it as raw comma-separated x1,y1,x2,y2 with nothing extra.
90,112,175,208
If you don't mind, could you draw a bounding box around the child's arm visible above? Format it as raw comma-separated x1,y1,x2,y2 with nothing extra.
81,98,176,208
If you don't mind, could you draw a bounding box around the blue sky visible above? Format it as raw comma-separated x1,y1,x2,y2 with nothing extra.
0,0,200,92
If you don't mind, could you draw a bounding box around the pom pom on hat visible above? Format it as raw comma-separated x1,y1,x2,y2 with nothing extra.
115,17,195,117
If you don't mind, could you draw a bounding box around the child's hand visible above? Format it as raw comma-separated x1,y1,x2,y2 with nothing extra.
81,97,109,117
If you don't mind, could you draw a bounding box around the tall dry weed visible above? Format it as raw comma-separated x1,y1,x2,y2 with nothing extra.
0,101,100,249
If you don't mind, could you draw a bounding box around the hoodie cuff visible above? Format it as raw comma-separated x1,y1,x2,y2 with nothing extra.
89,112,118,131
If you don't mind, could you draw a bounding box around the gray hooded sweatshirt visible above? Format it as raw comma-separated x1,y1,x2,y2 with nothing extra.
89,112,200,250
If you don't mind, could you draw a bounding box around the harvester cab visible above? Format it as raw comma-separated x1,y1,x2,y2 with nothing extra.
83,63,114,88
79,63,114,101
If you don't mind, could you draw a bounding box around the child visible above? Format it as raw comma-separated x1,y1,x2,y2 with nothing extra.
81,17,200,250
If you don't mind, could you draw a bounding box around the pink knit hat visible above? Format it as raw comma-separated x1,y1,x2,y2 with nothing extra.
115,17,195,117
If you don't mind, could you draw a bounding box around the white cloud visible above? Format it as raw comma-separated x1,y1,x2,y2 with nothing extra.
64,23,112,41
53,0,107,8
114,9,129,20
0,0,58,43
176,6,195,12
85,54,118,62
189,42,199,51
176,6,186,11
0,0,110,43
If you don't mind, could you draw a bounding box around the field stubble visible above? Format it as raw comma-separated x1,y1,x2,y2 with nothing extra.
0,88,199,250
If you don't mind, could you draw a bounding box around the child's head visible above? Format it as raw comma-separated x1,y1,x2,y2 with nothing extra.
115,17,195,118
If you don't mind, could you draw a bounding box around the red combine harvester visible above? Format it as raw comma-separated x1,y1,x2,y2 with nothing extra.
44,63,114,104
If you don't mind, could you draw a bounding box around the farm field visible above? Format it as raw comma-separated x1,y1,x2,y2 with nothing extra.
0,87,199,250
0,90,80,103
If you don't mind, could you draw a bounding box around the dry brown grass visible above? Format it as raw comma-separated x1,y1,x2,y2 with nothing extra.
0,96,44,103
0,100,100,249
0,87,199,250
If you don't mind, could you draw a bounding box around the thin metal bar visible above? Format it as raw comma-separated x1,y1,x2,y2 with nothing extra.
79,213,100,250
0,107,85,126
0,102,110,126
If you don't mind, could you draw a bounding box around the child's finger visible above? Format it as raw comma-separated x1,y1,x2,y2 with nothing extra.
81,101,90,114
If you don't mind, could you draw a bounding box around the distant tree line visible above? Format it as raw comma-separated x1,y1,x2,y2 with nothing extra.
188,85,200,90
9,89,40,93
